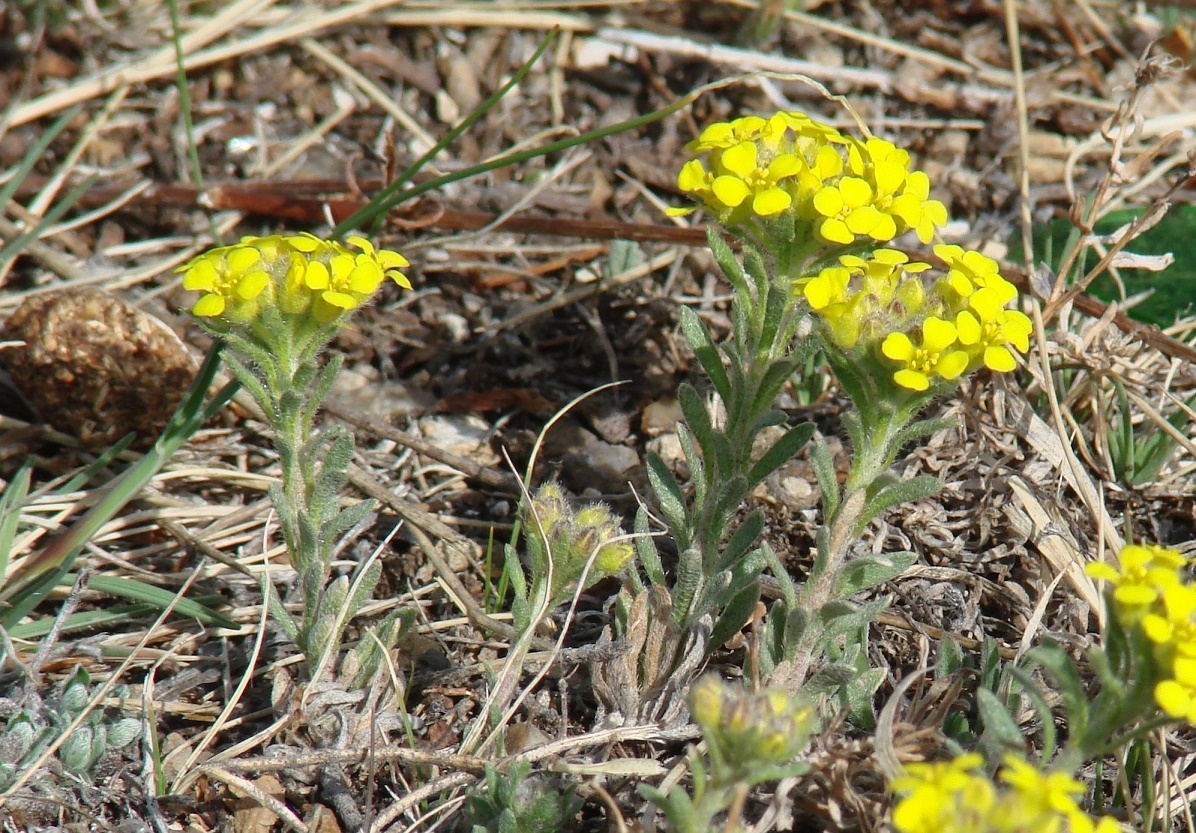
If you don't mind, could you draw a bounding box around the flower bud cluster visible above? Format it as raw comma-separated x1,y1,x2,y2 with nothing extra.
522,482,635,602
1087,543,1196,721
672,111,947,247
688,674,815,775
803,244,1032,392
891,752,1117,833
178,233,410,328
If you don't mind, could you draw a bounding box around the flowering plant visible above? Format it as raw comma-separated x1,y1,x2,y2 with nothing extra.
179,232,410,676
628,108,1031,718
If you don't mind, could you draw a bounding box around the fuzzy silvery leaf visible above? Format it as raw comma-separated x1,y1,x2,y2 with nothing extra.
748,408,788,434
634,508,666,587
307,616,334,658
810,437,839,518
60,726,96,774
855,475,941,534
723,511,763,569
678,305,731,404
708,581,761,651
977,688,1024,750
678,384,715,466
322,497,376,542
707,227,748,298
311,431,354,517
803,662,858,695
843,666,885,727
936,637,965,678
318,574,351,622
1026,642,1091,739
605,238,644,278
647,453,688,545
307,354,343,424
107,718,142,749
638,781,698,831
676,424,706,506
670,546,704,619
817,597,890,640
833,551,917,597
3,715,35,759
60,682,90,717
747,422,815,490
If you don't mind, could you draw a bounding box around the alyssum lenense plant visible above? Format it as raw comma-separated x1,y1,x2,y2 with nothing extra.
886,541,1196,833
177,232,411,676
641,110,1031,697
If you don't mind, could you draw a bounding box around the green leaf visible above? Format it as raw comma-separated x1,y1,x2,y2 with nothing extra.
936,637,965,678
818,596,891,639
723,511,764,568
323,498,377,543
803,662,858,694
834,551,917,597
889,417,958,454
606,238,645,277
977,688,1024,751
1026,641,1089,742
344,559,383,622
86,575,236,629
678,383,716,473
708,581,761,650
747,422,815,489
748,409,789,434
1008,666,1058,762
263,578,299,641
708,227,748,298
844,666,885,728
856,475,942,533
678,306,731,404
750,358,803,418
646,452,689,545
634,508,666,587
761,541,798,607
0,466,31,580
810,437,839,518
671,546,704,621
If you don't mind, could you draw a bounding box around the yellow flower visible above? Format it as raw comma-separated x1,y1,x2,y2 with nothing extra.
954,287,1032,373
1086,543,1189,622
802,264,860,348
933,244,1015,303
998,755,1085,817
813,176,894,244
1156,655,1196,721
881,317,969,391
179,233,410,327
888,170,949,244
711,142,802,217
892,754,1119,833
846,137,947,244
890,753,994,833
686,115,771,153
180,242,273,322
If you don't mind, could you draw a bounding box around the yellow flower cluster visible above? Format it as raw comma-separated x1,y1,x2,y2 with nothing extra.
673,111,947,246
1087,543,1196,721
689,674,816,771
178,233,410,326
802,245,1032,392
891,753,1117,833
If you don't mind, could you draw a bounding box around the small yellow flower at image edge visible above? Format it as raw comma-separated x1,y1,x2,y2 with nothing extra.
178,233,410,325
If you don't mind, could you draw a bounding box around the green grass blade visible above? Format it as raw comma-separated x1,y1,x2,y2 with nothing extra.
85,575,236,628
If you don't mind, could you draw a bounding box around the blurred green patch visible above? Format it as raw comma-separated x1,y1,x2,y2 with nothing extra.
1014,204,1196,326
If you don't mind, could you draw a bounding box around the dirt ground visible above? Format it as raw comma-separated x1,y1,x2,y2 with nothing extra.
2,1,1196,831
